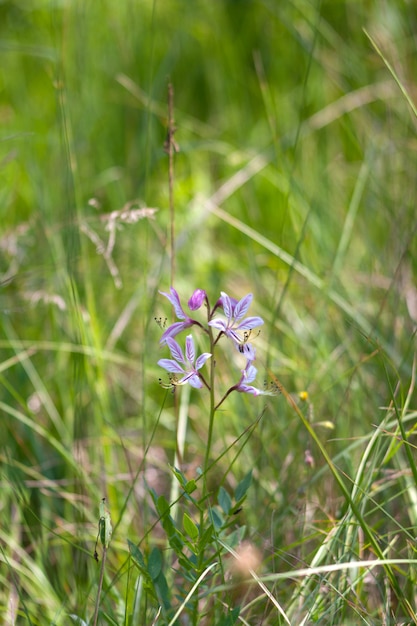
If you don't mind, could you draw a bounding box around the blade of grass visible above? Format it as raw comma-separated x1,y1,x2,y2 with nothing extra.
2,317,69,443
364,29,417,120
206,201,371,334
219,539,291,626
269,372,417,622
167,562,218,626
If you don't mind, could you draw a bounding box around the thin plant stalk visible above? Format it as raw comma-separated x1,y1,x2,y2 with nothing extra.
203,322,217,477
92,546,107,626
92,500,112,626
164,81,177,287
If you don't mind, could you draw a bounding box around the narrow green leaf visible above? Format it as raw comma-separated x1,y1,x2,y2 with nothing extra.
235,470,252,502
127,539,146,570
170,465,187,487
168,532,185,553
218,486,232,514
185,479,197,494
128,540,159,600
210,507,223,530
148,547,162,580
227,526,246,548
200,522,215,547
183,512,199,541
178,553,195,572
156,494,171,517
154,568,172,612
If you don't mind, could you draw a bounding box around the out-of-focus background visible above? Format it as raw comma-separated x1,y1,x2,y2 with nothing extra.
1,1,416,624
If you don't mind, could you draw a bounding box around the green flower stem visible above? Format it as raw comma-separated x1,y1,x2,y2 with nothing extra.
203,323,216,476
193,315,217,626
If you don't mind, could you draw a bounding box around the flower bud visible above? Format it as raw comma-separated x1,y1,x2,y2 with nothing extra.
188,289,206,311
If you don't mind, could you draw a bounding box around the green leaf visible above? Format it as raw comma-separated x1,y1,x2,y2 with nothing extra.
183,512,199,541
154,568,171,612
148,547,162,580
170,465,197,497
128,540,159,599
168,532,185,553
210,507,224,530
185,479,197,494
170,465,187,487
96,611,119,626
156,494,171,517
226,526,246,548
216,606,241,626
218,486,232,514
235,470,252,502
178,553,195,572
127,540,146,570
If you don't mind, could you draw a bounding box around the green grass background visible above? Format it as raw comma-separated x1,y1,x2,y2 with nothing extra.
1,1,417,624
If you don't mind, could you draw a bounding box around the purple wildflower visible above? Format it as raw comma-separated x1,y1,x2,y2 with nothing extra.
158,335,211,389
159,288,206,343
188,289,206,311
208,292,264,356
212,293,238,313
237,342,256,361
236,361,264,396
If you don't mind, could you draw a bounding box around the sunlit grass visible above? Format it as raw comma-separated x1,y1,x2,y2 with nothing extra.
1,1,417,624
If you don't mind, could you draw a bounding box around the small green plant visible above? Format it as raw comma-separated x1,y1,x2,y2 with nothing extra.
129,468,252,625
127,288,271,624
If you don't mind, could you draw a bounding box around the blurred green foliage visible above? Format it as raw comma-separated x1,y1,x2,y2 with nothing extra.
1,0,417,623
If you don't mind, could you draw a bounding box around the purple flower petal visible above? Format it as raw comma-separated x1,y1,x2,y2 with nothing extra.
160,321,192,344
220,291,233,319
187,374,203,388
243,364,257,384
236,343,256,361
235,361,264,396
238,384,262,396
185,335,195,362
208,319,227,332
166,337,184,363
195,352,212,369
157,359,185,374
236,316,264,331
213,294,238,314
210,291,264,348
159,288,186,320
233,294,253,322
188,289,206,311
158,333,211,390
